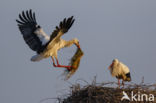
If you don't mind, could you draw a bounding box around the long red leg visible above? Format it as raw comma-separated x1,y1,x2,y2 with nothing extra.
51,57,56,67
51,58,71,71
118,79,120,87
56,59,72,70
122,80,124,88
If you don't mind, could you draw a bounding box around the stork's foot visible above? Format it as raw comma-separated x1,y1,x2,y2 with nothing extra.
117,79,120,88
66,67,72,71
53,63,57,67
117,85,120,89
53,64,72,71
122,81,125,88
57,64,71,68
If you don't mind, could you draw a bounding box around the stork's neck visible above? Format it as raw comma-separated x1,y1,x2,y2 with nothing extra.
64,39,76,47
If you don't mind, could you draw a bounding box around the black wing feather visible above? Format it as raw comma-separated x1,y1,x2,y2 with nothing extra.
19,14,27,23
16,9,43,54
26,11,32,21
33,12,36,22
29,10,34,21
50,16,75,41
22,11,29,21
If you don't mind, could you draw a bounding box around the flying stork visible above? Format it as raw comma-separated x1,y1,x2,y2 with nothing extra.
108,59,131,87
16,10,80,71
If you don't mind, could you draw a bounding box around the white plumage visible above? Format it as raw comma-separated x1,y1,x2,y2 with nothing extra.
34,28,50,45
16,10,80,71
110,59,130,77
109,59,131,87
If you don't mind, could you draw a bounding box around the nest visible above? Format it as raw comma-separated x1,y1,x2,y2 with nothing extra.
63,48,84,80
56,79,156,103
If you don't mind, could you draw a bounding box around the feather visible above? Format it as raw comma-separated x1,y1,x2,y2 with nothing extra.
16,9,49,54
49,16,75,42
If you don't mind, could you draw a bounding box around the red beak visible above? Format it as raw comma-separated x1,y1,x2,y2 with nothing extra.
76,43,80,49
108,62,113,69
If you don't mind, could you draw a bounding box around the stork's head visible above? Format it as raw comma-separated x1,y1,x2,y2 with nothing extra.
73,38,80,49
113,59,119,63
109,59,119,69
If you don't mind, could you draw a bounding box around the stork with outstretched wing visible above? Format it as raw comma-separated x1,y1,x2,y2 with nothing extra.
16,9,80,70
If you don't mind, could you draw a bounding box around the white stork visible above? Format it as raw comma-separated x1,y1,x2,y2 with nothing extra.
16,9,80,71
108,59,131,87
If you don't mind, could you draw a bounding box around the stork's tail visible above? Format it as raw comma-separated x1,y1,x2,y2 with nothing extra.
31,55,44,62
125,72,131,81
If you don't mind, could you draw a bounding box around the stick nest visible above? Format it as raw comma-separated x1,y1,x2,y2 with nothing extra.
57,78,156,103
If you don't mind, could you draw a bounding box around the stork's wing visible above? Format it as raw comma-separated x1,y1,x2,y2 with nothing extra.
16,9,49,53
49,16,75,41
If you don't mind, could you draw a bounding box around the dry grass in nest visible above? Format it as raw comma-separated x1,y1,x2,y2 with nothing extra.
56,77,156,103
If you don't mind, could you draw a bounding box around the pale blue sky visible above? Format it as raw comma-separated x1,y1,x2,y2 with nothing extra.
0,0,156,103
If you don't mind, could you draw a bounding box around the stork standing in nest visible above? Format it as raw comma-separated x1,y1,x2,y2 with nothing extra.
16,10,80,71
108,59,131,87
